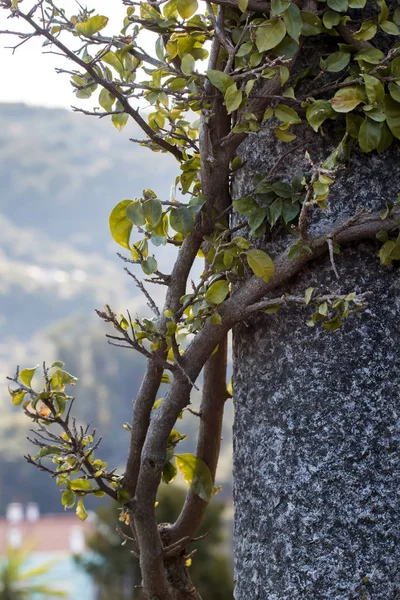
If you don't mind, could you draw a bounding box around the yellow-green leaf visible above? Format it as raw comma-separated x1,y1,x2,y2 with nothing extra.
61,490,76,509
11,391,27,406
76,498,88,521
112,109,129,132
255,19,286,53
275,104,301,124
175,453,213,502
306,100,335,131
205,280,230,305
177,0,198,19
109,200,133,249
331,87,364,113
99,88,115,112
70,478,93,491
75,15,108,37
181,54,195,76
224,84,242,114
380,20,400,35
20,366,38,387
246,249,275,282
353,20,377,41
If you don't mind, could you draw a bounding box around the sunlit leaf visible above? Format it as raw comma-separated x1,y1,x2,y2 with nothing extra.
205,280,230,305
246,249,275,282
76,498,88,521
109,200,133,249
175,453,213,502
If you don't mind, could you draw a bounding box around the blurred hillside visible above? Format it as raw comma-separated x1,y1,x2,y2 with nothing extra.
0,103,233,515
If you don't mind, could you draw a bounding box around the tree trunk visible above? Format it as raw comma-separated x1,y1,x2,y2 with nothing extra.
232,130,400,599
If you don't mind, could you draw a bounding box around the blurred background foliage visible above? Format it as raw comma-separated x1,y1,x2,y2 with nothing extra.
76,486,233,600
0,102,233,596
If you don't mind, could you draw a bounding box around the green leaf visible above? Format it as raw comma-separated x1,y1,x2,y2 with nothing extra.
142,198,162,226
384,95,400,138
20,366,38,387
282,3,302,42
76,498,88,521
112,103,129,132
300,11,324,35
170,207,194,235
181,54,195,75
327,0,348,11
363,74,385,105
233,197,259,216
323,316,343,330
322,134,347,169
348,0,366,5
255,19,286,53
388,83,400,104
306,100,335,131
271,0,290,15
224,84,243,114
141,256,158,275
177,0,198,18
51,369,78,391
102,51,125,77
304,287,315,305
11,391,27,406
61,490,76,509
358,118,382,153
70,478,93,491
323,9,341,29
355,48,384,65
98,88,115,112
36,446,62,459
377,0,389,21
162,460,178,483
206,70,234,94
323,51,350,73
246,249,275,282
210,311,222,325
117,489,132,505
346,113,364,138
205,280,230,305
51,361,65,368
175,453,213,502
275,104,301,124
126,200,146,226
353,20,377,41
109,200,133,249
331,87,364,113
238,0,249,11
380,20,400,34
75,15,109,36
269,198,283,226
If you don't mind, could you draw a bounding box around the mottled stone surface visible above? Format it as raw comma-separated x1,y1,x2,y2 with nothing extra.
232,132,400,598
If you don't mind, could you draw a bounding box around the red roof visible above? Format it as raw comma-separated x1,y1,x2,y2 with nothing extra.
0,513,94,554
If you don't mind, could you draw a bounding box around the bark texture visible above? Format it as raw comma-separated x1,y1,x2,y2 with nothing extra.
232,133,400,599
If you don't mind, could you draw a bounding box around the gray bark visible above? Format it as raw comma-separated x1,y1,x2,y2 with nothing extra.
232,132,400,599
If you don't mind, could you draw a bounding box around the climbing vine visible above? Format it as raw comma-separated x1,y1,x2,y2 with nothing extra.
3,0,400,597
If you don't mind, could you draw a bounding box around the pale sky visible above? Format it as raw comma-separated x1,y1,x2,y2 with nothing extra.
0,1,147,109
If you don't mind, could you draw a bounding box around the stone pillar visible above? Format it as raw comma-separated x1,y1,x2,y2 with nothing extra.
232,138,400,599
